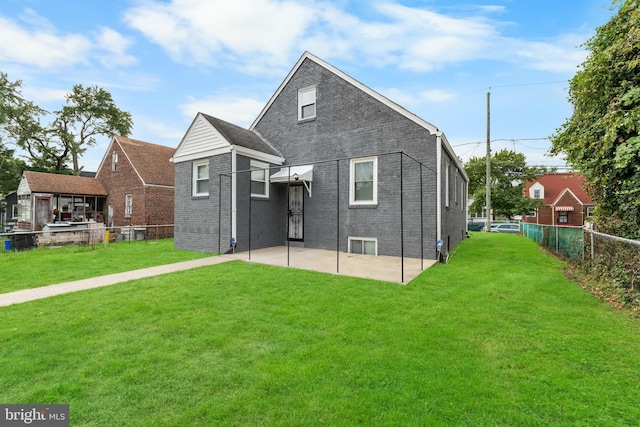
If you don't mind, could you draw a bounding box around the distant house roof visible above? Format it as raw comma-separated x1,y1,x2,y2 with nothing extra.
97,136,175,187
21,171,107,196
201,113,281,158
525,172,593,205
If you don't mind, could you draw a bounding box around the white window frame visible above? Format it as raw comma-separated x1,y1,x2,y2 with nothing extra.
250,160,269,198
533,189,541,199
445,162,450,208
298,85,316,121
193,160,209,197
558,211,569,224
349,156,378,205
111,151,118,171
586,206,595,217
348,237,378,256
124,194,133,218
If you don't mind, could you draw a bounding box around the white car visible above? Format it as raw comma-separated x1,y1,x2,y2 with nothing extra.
490,223,520,234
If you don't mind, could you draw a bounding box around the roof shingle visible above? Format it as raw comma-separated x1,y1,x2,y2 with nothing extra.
525,172,593,205
23,171,107,196
114,136,175,186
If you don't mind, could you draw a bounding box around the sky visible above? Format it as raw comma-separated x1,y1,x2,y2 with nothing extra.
0,0,616,172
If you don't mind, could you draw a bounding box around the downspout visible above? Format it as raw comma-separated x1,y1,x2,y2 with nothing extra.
231,149,237,243
436,132,442,242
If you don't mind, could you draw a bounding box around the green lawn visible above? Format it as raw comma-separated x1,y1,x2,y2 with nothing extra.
0,239,210,293
2,233,640,426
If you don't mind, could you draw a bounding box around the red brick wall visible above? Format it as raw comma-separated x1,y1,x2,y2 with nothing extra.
144,186,174,225
98,143,175,228
523,196,587,226
98,145,146,227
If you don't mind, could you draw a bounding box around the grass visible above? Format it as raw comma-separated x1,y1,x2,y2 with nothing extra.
2,233,640,425
0,239,210,293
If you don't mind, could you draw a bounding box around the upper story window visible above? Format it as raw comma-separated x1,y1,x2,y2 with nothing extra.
250,160,269,198
350,157,377,205
298,85,316,121
112,152,118,171
529,182,544,200
193,160,209,197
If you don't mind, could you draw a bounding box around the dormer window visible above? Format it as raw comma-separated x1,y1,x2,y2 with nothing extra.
298,85,316,120
529,182,544,200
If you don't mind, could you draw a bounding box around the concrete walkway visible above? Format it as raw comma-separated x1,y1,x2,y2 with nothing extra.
0,247,435,307
0,256,231,307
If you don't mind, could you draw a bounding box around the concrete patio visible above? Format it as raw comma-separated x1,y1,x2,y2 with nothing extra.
223,246,437,284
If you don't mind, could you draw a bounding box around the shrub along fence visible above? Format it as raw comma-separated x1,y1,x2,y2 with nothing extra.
521,223,640,305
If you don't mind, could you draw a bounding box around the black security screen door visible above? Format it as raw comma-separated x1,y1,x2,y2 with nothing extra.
288,185,304,241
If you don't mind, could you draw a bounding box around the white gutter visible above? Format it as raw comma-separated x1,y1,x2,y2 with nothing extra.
436,132,443,241
231,149,237,242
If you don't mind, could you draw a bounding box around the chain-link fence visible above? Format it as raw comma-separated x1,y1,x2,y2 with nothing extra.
521,223,584,260
522,223,640,305
1,224,174,251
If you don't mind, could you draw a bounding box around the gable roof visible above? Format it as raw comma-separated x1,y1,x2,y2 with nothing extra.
202,114,281,157
525,172,593,205
21,171,107,196
172,112,283,164
97,136,175,187
249,51,466,179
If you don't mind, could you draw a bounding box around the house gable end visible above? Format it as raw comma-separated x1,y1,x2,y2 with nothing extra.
552,188,582,207
172,113,232,163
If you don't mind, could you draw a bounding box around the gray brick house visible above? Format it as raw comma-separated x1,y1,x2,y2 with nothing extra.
172,52,468,260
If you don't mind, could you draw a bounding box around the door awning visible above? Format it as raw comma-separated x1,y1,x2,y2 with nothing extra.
270,165,313,196
555,206,574,212
270,165,313,183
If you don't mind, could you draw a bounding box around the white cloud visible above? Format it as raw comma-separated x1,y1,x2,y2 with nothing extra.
0,13,92,68
22,87,68,104
124,0,315,75
512,34,588,73
95,27,138,67
179,95,266,128
0,10,138,70
136,117,187,141
123,0,591,76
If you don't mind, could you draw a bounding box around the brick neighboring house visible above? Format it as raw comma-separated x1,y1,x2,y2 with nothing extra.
172,52,468,259
96,136,175,230
523,172,594,226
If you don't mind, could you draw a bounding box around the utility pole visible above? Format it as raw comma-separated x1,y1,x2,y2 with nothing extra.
485,90,492,231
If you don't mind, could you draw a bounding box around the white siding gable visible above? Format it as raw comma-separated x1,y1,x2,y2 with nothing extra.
529,182,544,200
172,114,232,163
17,175,31,196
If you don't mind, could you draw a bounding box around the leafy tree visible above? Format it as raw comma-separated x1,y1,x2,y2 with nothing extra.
551,0,640,238
0,72,133,174
0,143,27,196
54,85,133,174
466,149,548,219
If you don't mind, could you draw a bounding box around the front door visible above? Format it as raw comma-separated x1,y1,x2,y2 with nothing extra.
34,196,51,230
288,185,304,241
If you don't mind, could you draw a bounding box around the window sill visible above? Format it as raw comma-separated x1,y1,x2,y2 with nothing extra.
298,117,316,124
191,195,209,200
349,204,377,209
